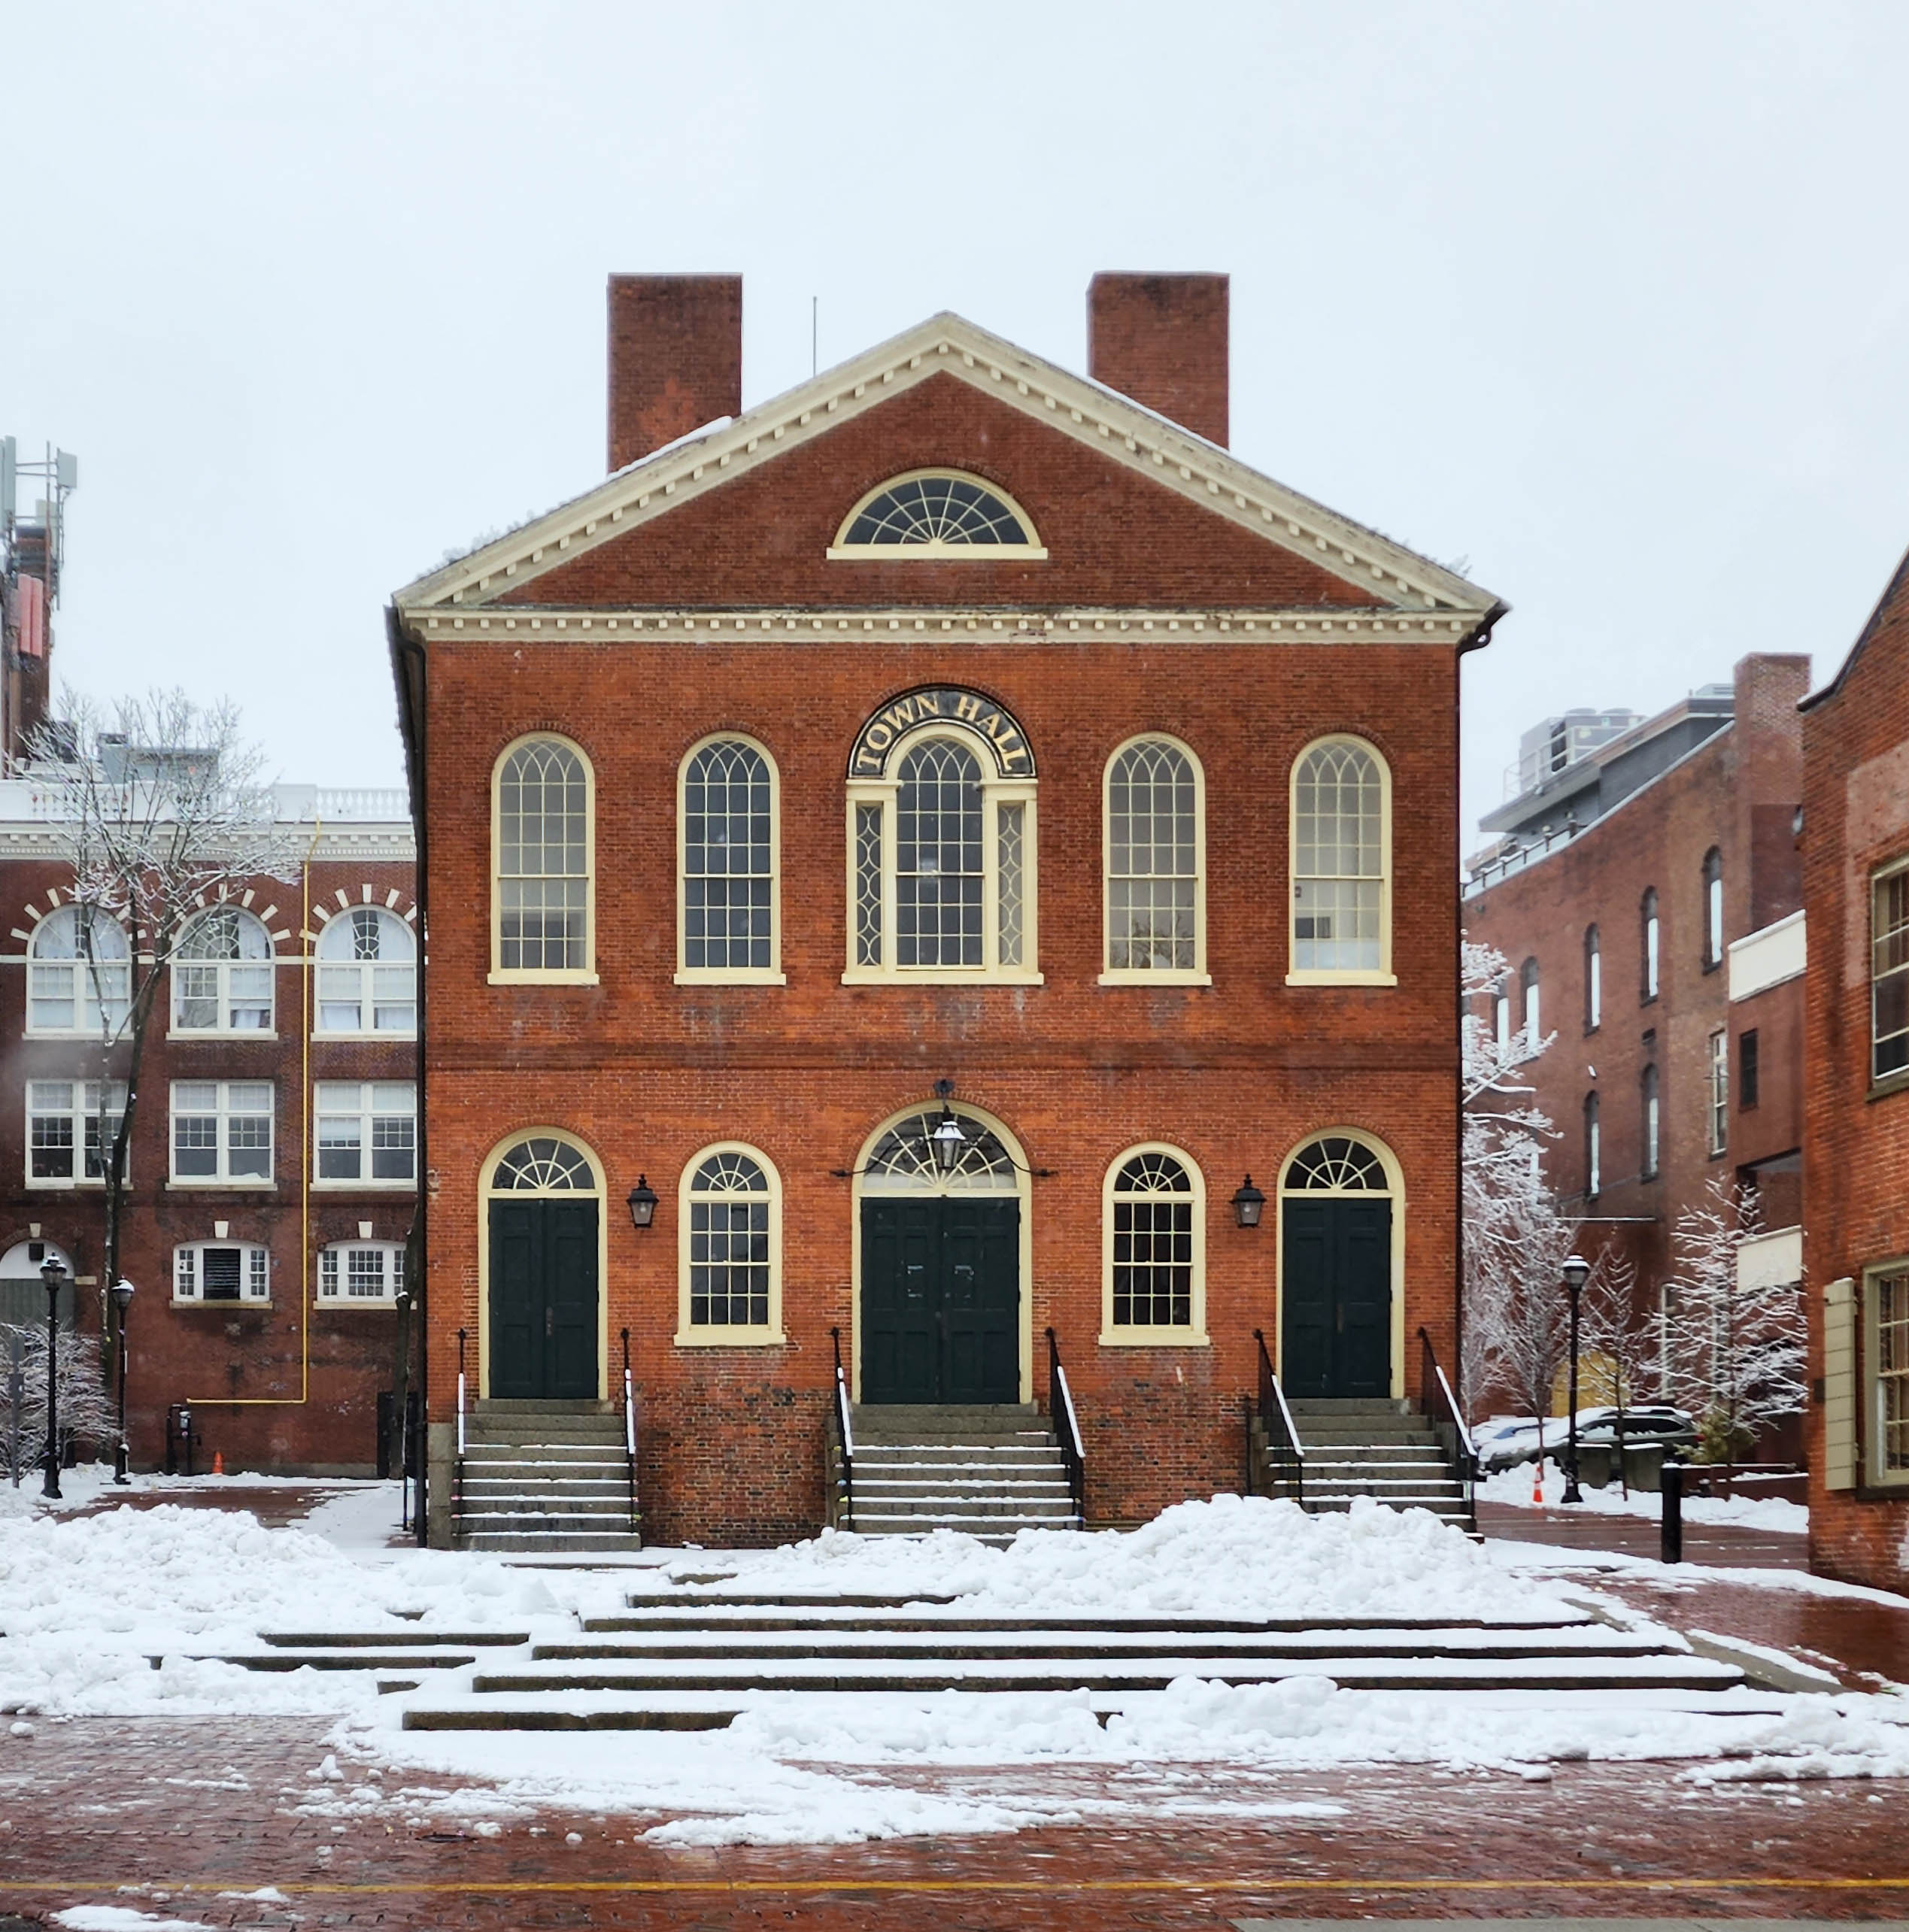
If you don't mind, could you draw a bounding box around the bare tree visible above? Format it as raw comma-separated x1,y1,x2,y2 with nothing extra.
26,692,300,1302
1582,1248,1653,1494
0,1324,117,1479
1662,1176,1807,1490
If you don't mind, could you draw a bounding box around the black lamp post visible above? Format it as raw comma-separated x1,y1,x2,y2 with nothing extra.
1560,1252,1590,1505
1231,1177,1265,1228
40,1257,68,1501
110,1279,135,1485
626,1177,658,1230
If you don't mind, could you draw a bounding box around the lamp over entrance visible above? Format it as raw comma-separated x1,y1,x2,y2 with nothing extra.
627,1176,659,1230
1231,1176,1266,1228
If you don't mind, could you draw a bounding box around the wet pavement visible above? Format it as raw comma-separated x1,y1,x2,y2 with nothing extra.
1478,1503,1810,1571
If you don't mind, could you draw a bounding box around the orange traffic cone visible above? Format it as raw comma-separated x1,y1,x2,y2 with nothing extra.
212,1451,224,1476
1531,1461,1543,1504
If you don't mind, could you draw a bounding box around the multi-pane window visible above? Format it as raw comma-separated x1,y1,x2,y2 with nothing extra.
171,1081,273,1183
1641,887,1660,1001
897,739,984,968
314,1083,416,1184
26,1081,126,1184
174,1242,269,1303
1291,739,1388,976
681,739,776,976
681,1148,776,1336
1583,925,1601,1031
317,907,416,1033
172,908,274,1032
1105,739,1202,976
1584,1092,1601,1197
318,1242,405,1303
1707,1028,1728,1155
833,472,1038,551
1520,957,1541,1049
1701,848,1724,969
495,737,591,974
28,907,132,1035
1739,1027,1761,1112
1107,1149,1198,1332
1876,1267,1909,1478
1873,863,1909,1083
1642,1064,1661,1178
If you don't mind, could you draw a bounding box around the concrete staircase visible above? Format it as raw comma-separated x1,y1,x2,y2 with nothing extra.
1252,1399,1473,1528
846,1403,1079,1539
454,1400,641,1554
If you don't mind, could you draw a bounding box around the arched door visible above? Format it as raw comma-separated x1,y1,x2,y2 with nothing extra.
484,1135,600,1400
857,1106,1022,1404
1279,1136,1395,1399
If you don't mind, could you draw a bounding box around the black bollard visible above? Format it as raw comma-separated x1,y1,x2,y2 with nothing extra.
1660,1456,1683,1564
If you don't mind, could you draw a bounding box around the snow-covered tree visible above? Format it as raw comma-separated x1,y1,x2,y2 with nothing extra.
0,1324,117,1477
1662,1176,1807,1482
1581,1248,1654,1494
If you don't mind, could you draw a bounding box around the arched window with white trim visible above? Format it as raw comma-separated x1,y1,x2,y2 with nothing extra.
677,1145,783,1344
1103,736,1206,982
1289,736,1392,983
172,907,274,1033
678,736,780,982
493,735,593,980
828,472,1045,558
27,905,131,1036
316,907,416,1033
1101,1145,1206,1345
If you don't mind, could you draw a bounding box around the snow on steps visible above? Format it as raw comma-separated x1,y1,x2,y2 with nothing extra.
1270,1400,1473,1525
846,1404,1079,1539
454,1400,641,1554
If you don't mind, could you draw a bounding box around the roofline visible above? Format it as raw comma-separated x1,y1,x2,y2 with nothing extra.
1800,538,1909,712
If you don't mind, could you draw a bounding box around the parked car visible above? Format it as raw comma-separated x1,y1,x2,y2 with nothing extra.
1473,1406,1695,1472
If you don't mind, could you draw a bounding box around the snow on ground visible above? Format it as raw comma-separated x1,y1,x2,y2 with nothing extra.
1478,1460,1810,1532
4,1488,1906,1847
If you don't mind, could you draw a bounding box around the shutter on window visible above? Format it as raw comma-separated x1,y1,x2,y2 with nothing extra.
1823,1276,1857,1491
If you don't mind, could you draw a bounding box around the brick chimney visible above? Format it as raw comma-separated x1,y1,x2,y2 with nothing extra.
1087,273,1229,447
606,274,744,472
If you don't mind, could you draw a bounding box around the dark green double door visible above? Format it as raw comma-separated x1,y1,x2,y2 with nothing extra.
861,1199,1019,1404
1281,1197,1392,1399
488,1200,599,1400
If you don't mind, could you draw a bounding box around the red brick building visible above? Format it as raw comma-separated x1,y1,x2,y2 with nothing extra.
1462,654,1810,1428
391,272,1505,1547
1802,546,1909,1594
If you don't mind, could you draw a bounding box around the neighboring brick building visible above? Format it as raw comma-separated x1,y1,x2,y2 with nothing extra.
1802,545,1909,1594
1462,654,1810,1433
0,780,418,1475
390,271,1506,1547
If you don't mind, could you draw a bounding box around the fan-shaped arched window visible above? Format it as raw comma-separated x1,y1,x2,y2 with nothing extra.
1282,1136,1389,1191
27,905,131,1035
173,907,274,1033
1103,1145,1206,1343
861,1111,1018,1194
493,735,593,979
1289,736,1392,982
829,472,1044,557
316,906,416,1033
491,1136,595,1190
1701,848,1724,969
1103,736,1206,981
678,1145,783,1343
679,736,779,981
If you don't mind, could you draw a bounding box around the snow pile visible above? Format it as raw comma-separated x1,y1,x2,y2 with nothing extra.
1479,1462,1809,1532
688,1494,1577,1623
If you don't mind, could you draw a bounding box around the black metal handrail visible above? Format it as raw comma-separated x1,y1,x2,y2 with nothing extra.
1418,1325,1478,1533
829,1325,854,1532
620,1327,639,1539
453,1327,468,1536
1250,1328,1305,1505
1045,1327,1085,1529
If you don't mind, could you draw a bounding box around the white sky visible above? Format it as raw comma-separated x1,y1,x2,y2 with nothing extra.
7,4,1907,846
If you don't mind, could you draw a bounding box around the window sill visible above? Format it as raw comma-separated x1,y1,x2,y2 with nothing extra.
311,1030,417,1043
487,969,599,987
165,1178,276,1191
167,1031,279,1043
1097,970,1212,987
173,1299,272,1310
674,970,788,987
1098,1329,1210,1348
1284,970,1398,988
840,969,1044,987
25,1179,111,1192
21,1029,124,1042
315,1297,398,1310
825,545,1050,562
673,1329,788,1348
1868,1068,1909,1102
311,1180,417,1192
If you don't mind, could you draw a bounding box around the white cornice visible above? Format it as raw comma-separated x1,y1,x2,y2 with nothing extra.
393,312,1499,621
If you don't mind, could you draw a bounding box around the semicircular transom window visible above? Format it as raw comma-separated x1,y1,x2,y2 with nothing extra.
493,1136,594,1191
1283,1137,1387,1192
831,472,1043,557
863,1112,1018,1193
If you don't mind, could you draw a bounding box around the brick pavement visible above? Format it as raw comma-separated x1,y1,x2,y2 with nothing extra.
0,1718,1904,1927
1478,1503,1810,1571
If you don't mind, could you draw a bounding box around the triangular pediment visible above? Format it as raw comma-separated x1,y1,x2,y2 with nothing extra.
393,312,1498,620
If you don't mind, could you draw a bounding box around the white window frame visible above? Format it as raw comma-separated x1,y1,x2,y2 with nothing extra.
1707,1027,1728,1156
676,734,785,985
1872,857,1909,1087
315,905,417,1036
1286,735,1395,987
26,1079,127,1188
675,1142,785,1345
1585,1091,1600,1197
826,469,1047,560
26,906,132,1038
317,1240,406,1306
1703,848,1725,969
843,721,1040,984
1864,1260,1909,1490
1584,924,1601,1032
173,1240,270,1305
169,1080,275,1186
1100,734,1209,986
1642,888,1660,1002
171,906,276,1036
1100,1142,1208,1347
490,732,597,986
313,1082,417,1189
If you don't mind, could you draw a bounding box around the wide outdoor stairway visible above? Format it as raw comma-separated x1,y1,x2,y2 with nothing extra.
1280,1398,1472,1527
454,1400,641,1554
846,1403,1079,1539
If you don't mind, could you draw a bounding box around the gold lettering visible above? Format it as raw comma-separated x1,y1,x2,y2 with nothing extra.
853,749,882,774
953,693,984,722
864,722,893,752
880,699,918,732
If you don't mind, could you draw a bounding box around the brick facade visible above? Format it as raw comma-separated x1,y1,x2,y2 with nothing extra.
1801,546,1909,1595
393,278,1501,1545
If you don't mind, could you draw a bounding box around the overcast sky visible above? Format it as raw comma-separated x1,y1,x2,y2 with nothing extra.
7,3,1907,846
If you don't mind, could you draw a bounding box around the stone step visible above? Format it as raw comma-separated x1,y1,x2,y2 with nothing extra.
1285,1399,1413,1416
590,1608,1593,1633
457,1508,638,1535
851,1497,1077,1521
261,1630,530,1648
459,1529,645,1553
215,1648,478,1673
